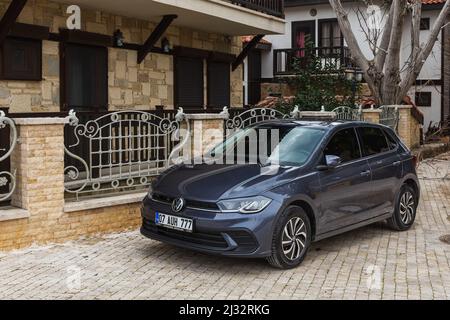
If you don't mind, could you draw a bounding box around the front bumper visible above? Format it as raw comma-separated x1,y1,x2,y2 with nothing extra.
140,196,281,258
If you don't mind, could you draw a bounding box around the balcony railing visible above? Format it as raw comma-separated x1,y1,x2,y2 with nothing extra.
273,46,354,76
227,0,284,18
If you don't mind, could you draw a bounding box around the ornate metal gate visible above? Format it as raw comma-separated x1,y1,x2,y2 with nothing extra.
379,106,400,131
332,106,362,121
225,107,289,131
64,109,184,200
0,111,17,203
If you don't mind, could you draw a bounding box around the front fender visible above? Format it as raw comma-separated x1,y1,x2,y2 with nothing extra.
265,190,320,240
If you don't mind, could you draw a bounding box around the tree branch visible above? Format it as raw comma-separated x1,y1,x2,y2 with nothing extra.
398,0,450,101
410,0,422,60
329,0,370,72
382,0,406,104
374,3,395,72
329,0,381,100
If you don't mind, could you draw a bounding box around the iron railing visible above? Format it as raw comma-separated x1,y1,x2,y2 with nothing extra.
1,105,377,202
379,106,400,132
332,106,363,121
64,109,186,200
0,111,17,204
225,107,290,131
227,0,284,17
273,46,354,76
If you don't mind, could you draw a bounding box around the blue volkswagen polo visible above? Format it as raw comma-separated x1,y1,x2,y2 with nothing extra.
141,120,419,269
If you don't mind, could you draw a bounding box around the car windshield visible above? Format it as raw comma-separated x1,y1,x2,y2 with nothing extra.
208,125,325,167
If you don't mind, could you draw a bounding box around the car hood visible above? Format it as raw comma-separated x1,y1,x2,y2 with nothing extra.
152,163,304,202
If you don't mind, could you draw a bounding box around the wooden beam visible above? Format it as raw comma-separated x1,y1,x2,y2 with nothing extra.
0,0,27,46
137,15,177,64
9,22,49,40
232,34,264,71
60,29,113,47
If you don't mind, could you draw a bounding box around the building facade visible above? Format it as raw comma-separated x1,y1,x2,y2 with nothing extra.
258,0,449,131
0,0,285,114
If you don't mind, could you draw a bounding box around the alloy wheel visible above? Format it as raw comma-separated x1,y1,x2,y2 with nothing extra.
399,191,415,225
281,217,307,261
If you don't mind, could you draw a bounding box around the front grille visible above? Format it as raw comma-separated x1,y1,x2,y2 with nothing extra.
142,218,228,249
152,192,219,211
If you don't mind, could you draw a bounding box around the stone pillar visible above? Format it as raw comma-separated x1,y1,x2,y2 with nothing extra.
299,111,336,121
362,108,382,123
186,114,228,159
396,105,420,149
11,118,67,227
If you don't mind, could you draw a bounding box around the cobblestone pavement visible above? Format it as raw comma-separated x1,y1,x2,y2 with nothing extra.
1,157,450,300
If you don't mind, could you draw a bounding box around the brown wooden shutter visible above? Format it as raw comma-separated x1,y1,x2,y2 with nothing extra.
62,43,108,111
174,56,204,108
0,37,42,81
207,61,230,108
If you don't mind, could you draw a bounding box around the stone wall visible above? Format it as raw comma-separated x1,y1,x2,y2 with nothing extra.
0,41,60,113
0,118,141,251
260,82,295,100
0,0,243,112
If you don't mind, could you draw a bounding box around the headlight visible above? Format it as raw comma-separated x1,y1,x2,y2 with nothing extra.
217,196,272,214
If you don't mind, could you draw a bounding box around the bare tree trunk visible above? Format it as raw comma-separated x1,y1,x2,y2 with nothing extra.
381,0,406,105
330,0,450,107
398,0,450,102
374,3,395,71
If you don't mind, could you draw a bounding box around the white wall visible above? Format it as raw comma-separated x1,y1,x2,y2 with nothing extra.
403,11,442,128
261,3,443,126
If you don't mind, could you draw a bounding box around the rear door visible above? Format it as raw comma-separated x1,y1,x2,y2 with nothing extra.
357,126,402,216
317,127,373,233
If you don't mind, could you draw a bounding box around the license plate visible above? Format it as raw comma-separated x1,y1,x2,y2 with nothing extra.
155,212,193,233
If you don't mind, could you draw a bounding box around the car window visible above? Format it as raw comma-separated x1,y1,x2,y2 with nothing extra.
324,128,361,163
209,125,326,167
383,129,398,150
358,127,390,156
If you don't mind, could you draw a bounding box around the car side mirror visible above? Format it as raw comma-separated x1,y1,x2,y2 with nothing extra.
316,155,341,171
326,155,341,167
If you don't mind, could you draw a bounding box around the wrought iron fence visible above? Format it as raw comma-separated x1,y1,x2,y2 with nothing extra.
225,107,290,131
64,109,185,200
332,106,362,121
273,46,354,76
228,0,284,17
62,105,390,201
0,111,17,204
379,106,400,132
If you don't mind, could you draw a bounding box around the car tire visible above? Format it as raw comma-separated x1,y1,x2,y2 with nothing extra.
387,184,417,231
266,206,311,269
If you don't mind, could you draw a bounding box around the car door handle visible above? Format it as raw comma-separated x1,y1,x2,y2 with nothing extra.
376,160,383,165
360,170,371,177
392,161,401,167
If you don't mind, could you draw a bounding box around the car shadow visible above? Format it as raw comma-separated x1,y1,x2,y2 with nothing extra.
136,221,395,271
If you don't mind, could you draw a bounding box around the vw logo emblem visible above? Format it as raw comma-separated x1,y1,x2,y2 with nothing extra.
172,198,185,213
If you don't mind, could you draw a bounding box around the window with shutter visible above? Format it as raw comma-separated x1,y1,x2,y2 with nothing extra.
61,43,108,111
0,37,42,81
318,19,343,56
174,56,204,108
207,61,230,108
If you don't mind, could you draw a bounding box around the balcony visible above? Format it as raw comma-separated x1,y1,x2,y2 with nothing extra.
55,0,285,35
273,46,355,76
226,0,284,18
